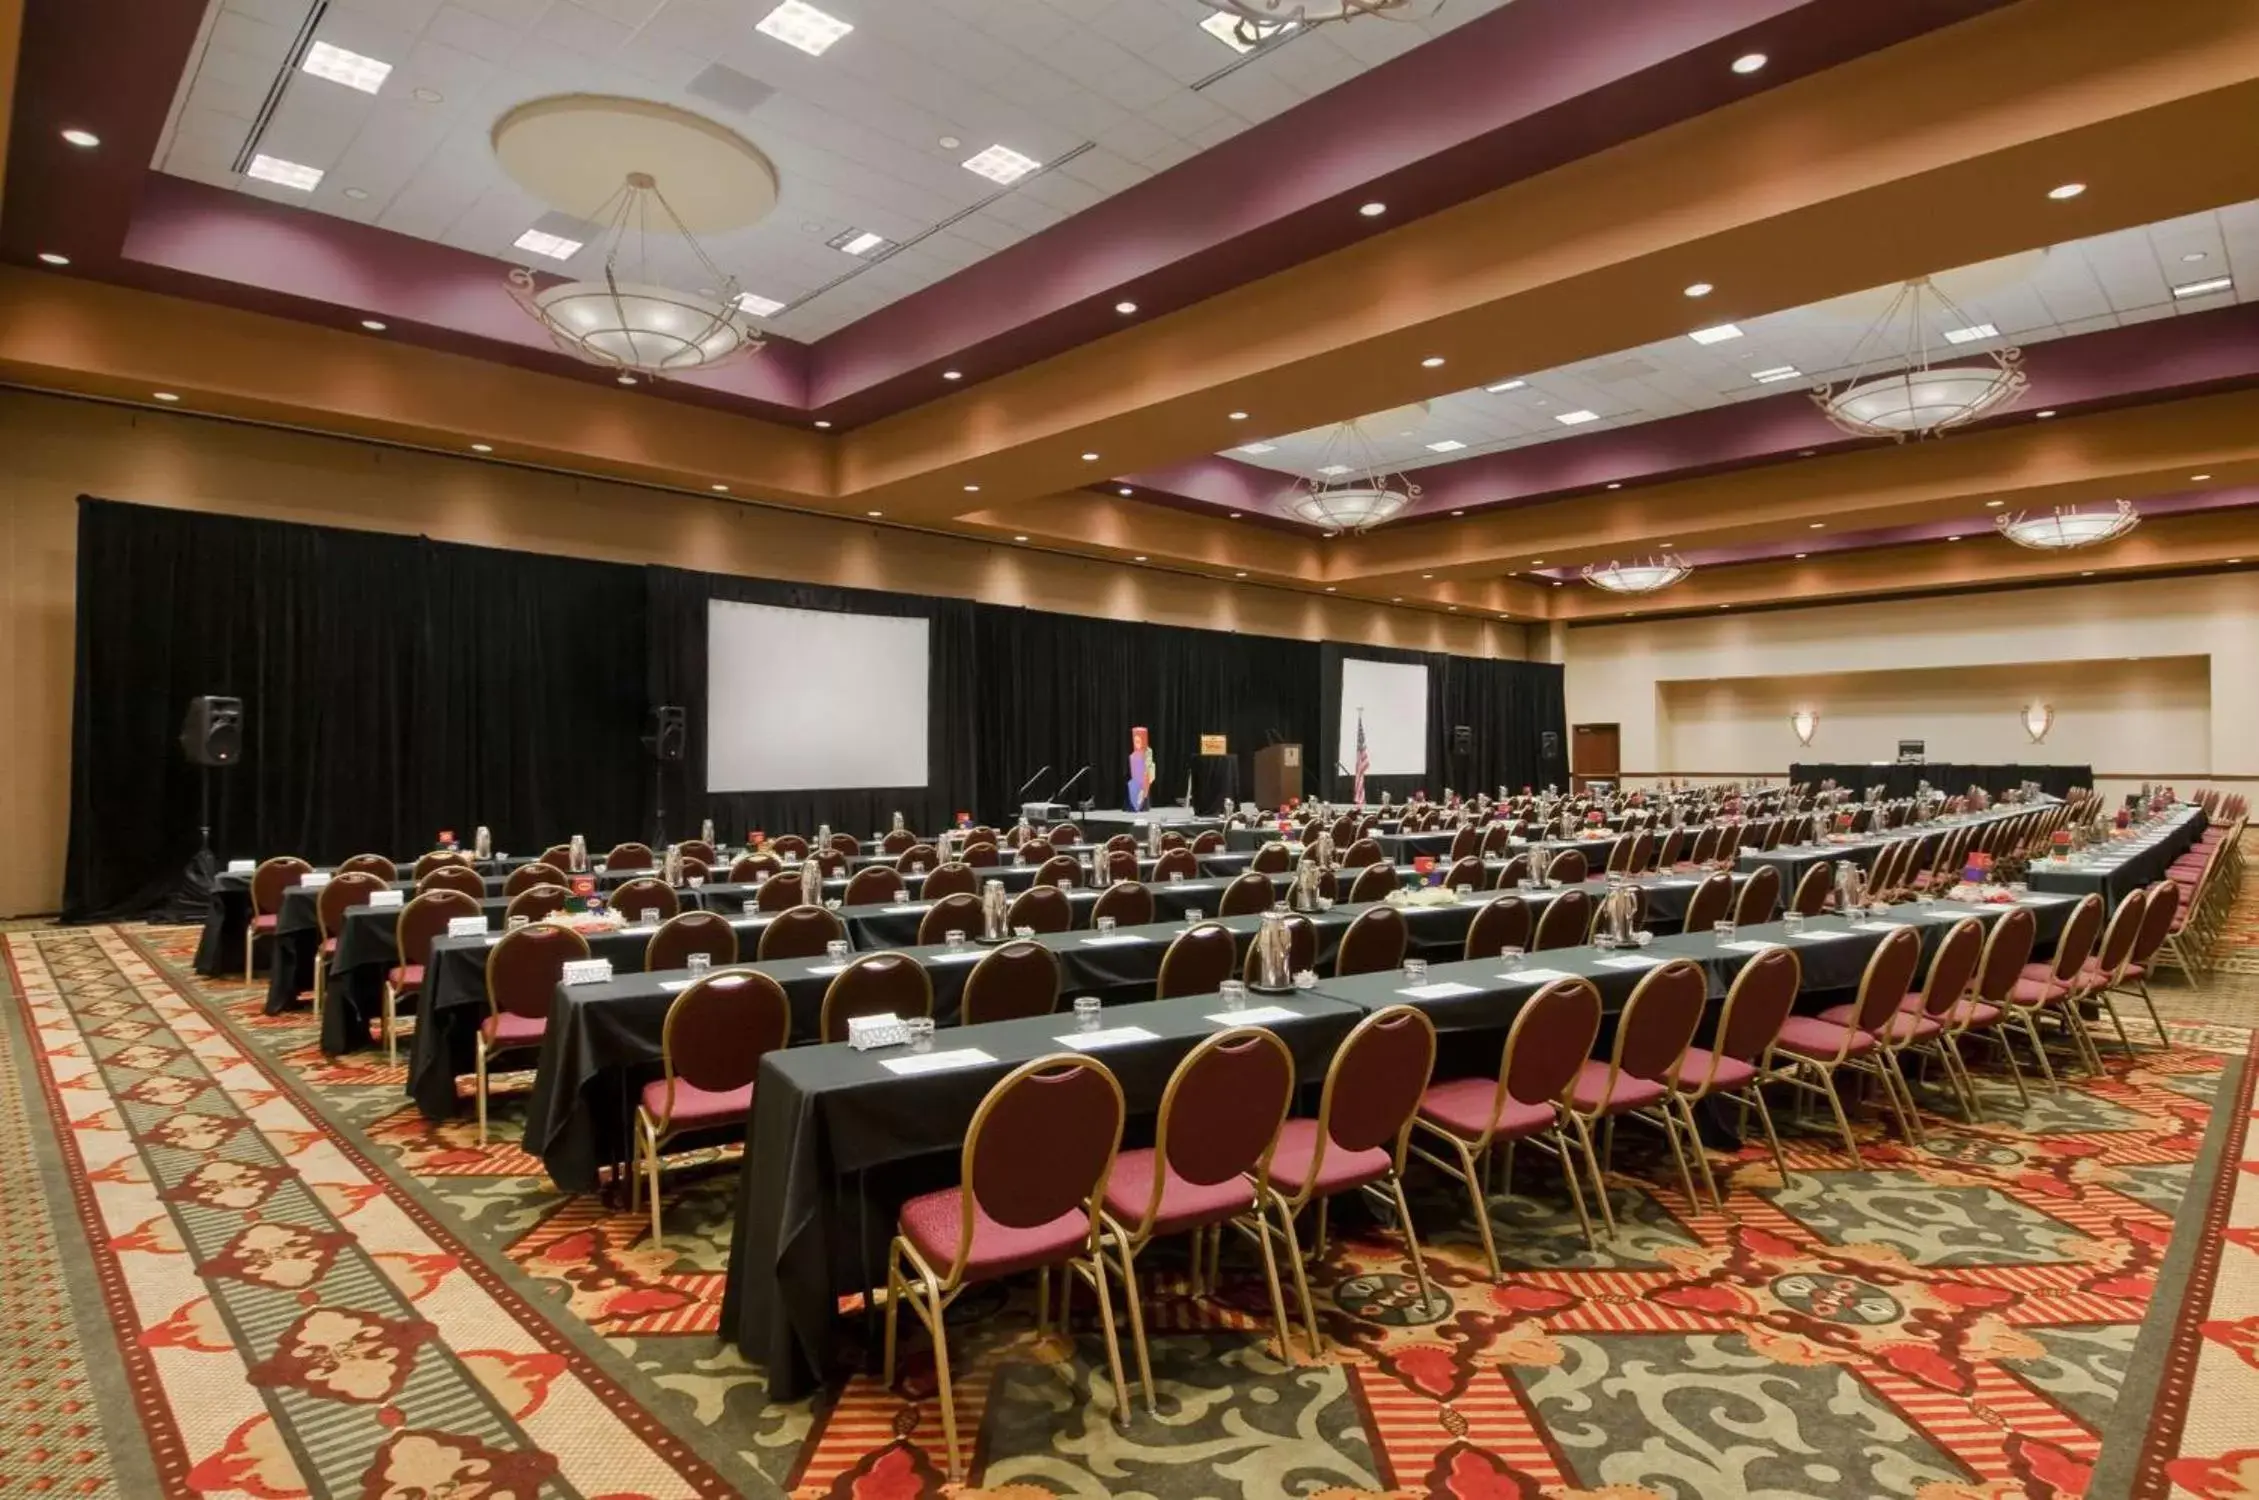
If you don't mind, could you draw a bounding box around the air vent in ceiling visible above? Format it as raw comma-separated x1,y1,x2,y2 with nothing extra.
687,63,775,114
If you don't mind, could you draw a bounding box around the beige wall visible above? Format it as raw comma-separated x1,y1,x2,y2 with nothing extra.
0,389,1525,917
1566,574,2258,804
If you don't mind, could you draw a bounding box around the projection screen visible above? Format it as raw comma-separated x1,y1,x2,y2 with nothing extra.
706,600,930,792
1338,657,1429,776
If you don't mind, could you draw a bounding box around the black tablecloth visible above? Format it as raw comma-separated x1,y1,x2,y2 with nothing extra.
194,858,538,976
1792,763,2092,799
1735,800,2044,889
2027,807,2207,910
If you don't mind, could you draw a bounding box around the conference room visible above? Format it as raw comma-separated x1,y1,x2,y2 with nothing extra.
3,1,2256,1495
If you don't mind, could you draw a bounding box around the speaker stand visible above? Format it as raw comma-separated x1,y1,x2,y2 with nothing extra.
650,762,668,851
155,767,220,923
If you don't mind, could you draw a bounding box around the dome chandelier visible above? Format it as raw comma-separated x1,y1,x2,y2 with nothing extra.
1196,0,1446,46
508,171,765,380
1813,276,2026,440
1277,418,1420,533
1995,499,2141,550
1581,555,1693,594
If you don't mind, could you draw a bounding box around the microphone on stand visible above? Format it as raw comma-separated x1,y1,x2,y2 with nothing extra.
1057,765,1091,803
1015,765,1052,798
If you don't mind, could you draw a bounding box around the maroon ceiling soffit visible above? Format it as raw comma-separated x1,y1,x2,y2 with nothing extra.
4,0,2009,433
1117,300,2259,526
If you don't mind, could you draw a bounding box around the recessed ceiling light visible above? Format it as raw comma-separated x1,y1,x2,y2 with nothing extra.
2229,558,2245,564
360,318,386,331
1317,464,1351,477
2191,473,2212,481
1325,586,1336,592
1942,322,2000,345
757,0,854,56
153,392,180,402
1239,443,1277,455
61,128,99,148
866,509,883,517
2080,570,2094,577
1228,410,1249,421
1750,365,1802,383
941,369,963,381
1809,522,1825,529
1118,486,1133,496
1421,572,1433,579
1553,581,1564,588
303,40,393,93
514,228,581,260
1451,509,1463,516
2172,275,2234,299
829,228,893,257
1234,571,1248,578
813,419,832,429
1391,596,1402,603
1425,439,1467,453
1606,482,1622,490
1115,300,1138,314
36,252,68,266
471,443,493,453
343,186,370,201
1134,554,1147,562
1359,201,1386,217
1946,535,1962,541
938,134,961,150
1529,559,1545,566
962,484,981,493
1986,499,2004,507
735,291,787,317
1554,409,1600,426
247,153,323,191
1683,282,1713,298
1228,511,1243,519
2035,409,2057,419
1687,323,1743,345
617,373,638,385
2182,251,2209,263
1731,52,1767,74
1794,552,1807,558
963,143,1042,185
1080,452,1099,461
1421,356,1446,368
1485,380,1528,395
1013,534,1028,542
2047,182,2086,200
711,483,728,492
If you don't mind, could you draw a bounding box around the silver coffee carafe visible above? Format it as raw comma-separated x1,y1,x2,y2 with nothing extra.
568,834,588,873
1600,884,1637,944
701,817,716,846
1291,856,1325,913
474,825,492,860
892,810,906,832
1146,819,1161,857
1253,910,1293,989
663,844,683,886
1835,861,1864,913
1315,828,1336,871
981,878,1009,939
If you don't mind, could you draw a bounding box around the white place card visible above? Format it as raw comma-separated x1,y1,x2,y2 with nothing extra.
1922,908,1972,920
1061,1025,1159,1050
929,950,982,965
1080,934,1148,948
1718,939,1780,953
1502,967,1576,984
368,889,405,909
1398,980,1484,1000
881,1048,996,1076
659,979,695,993
226,858,256,874
561,958,614,985
301,871,332,889
1851,921,1909,933
804,963,846,977
1595,954,1663,970
883,904,931,914
2020,894,2072,904
447,915,487,937
1207,1005,1303,1025
1790,930,1854,942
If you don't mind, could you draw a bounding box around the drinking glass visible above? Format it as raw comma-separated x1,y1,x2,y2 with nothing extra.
1500,945,1524,971
686,952,712,978
1456,884,1474,899
1074,996,1103,1032
825,939,849,962
1219,979,1249,1011
946,929,968,953
1403,957,1430,983
1170,871,1187,883
742,901,760,917
638,908,660,927
1184,908,1203,924
1014,925,1036,939
1096,915,1117,933
1596,931,1619,952
1714,919,1737,945
1783,912,1805,935
507,914,529,931
905,1017,936,1053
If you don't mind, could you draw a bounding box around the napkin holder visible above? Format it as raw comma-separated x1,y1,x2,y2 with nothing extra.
848,1012,909,1051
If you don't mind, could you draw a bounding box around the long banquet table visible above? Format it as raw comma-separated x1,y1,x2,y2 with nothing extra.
1791,762,2093,800
2026,805,2208,909
720,889,2074,1397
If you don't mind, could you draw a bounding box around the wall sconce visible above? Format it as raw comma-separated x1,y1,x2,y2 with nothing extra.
2022,703,2054,743
1790,708,1819,746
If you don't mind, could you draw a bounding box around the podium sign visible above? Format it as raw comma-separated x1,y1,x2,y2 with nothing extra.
1199,734,1227,755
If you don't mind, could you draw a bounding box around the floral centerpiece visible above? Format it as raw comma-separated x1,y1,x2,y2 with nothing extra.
2050,828,2074,861
1945,880,2019,904
1387,885,1461,908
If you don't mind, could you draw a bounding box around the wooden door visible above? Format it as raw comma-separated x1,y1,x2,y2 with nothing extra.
1572,723,1620,793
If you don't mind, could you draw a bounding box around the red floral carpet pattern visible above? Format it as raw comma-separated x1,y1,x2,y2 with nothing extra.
70,923,2256,1498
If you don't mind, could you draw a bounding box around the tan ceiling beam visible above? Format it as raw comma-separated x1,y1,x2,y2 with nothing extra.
836,0,2259,524
0,0,21,218
1332,389,2259,588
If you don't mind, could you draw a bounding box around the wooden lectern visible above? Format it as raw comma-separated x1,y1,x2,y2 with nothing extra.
1253,742,1302,808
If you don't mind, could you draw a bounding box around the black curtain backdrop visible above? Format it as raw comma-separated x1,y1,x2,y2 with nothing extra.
65,498,1564,918
1318,643,1569,804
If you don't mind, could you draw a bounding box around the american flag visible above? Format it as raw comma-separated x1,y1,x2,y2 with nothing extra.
1353,711,1369,806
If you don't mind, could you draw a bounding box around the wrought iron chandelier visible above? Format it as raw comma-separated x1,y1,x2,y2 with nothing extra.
1995,499,2141,550
508,171,765,381
1277,419,1419,533
1581,555,1692,594
1813,276,2026,440
1196,0,1444,46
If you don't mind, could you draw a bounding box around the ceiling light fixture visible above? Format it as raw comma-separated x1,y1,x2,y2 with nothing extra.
36,252,68,266
1731,52,1767,74
1421,356,1446,368
1195,1,1439,49
2171,275,2234,299
963,484,981,493
153,392,180,402
1199,12,1294,50
61,128,99,148
2190,473,2211,481
1081,452,1100,461
2047,182,2086,200
360,318,386,331
1279,418,1419,533
1118,487,1133,496
1750,365,1802,384
1134,554,1148,562
2035,409,2057,419
302,40,393,93
513,228,583,261
1115,300,1138,314
1359,201,1386,217
712,483,729,491
813,419,832,428
735,291,787,317
1425,439,1466,453
1014,535,1028,542
1997,500,2140,550
1240,443,1278,455
471,443,493,453
1986,499,2005,507
941,369,963,381
1684,282,1713,298
829,228,894,257
343,186,370,201
1583,555,1692,594
962,143,1042,185
1815,276,2025,438
246,153,324,191
756,0,854,56
617,373,639,385
1687,323,1743,345
1794,552,1807,559
1229,512,1243,519
1228,411,1249,420
1554,409,1600,426
1235,571,1248,578
866,509,883,517
1942,322,2000,344
1485,379,1527,392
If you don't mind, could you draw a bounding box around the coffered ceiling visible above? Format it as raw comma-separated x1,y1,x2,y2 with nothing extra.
3,0,2255,629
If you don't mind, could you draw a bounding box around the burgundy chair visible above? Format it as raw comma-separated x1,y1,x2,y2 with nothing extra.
1493,853,1533,890
880,829,917,855
1240,914,1316,983
1103,833,1139,856
1442,855,1486,891
537,842,575,870
1769,926,1923,1162
244,856,312,982
1334,905,1407,976
961,841,1001,869
1531,888,1593,951
1876,915,1988,1124
1941,904,2040,1116
1156,923,1236,999
1016,838,1052,866
828,833,862,858
843,866,908,906
758,904,846,961
501,862,565,898
503,883,570,924
1153,847,1200,881
1681,826,1721,870
383,888,479,1066
1048,823,1082,848
769,835,810,859
1036,854,1081,889
920,862,977,899
2106,881,2181,1044
645,910,738,973
1447,826,1485,863
1092,881,1155,930
915,892,984,946
1482,822,1515,859
809,850,849,878
1100,1028,1298,1396
1732,864,1781,927
897,842,939,876
1158,831,1189,852
634,970,789,1246
677,839,719,866
960,941,1062,1025
819,952,933,1042
883,1054,1128,1481
2008,892,2107,1080
1006,884,1073,935
753,875,806,913
1254,1005,1437,1358
604,841,656,872
1674,946,1800,1200
2076,889,2148,1057
678,855,711,884
313,871,388,1021
1099,847,1139,881
728,852,783,885
1788,860,1833,918
1216,871,1274,917
338,853,399,881
1340,837,1383,869
1420,975,1609,1272
612,876,680,925
1345,862,1397,904
1682,872,1735,934
1463,896,1533,960
1604,835,1635,876
476,923,591,1144
1545,848,1589,884
413,850,471,881
1248,841,1294,875
1191,830,1225,855
1630,830,1659,874
1565,959,1710,1236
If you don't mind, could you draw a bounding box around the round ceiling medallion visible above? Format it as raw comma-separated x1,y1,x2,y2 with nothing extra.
491,95,779,233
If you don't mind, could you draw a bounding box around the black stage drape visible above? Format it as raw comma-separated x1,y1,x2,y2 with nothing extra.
1318,643,1569,804
65,499,1566,918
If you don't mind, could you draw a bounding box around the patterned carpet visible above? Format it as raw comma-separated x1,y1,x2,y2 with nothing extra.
3,912,2255,1498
